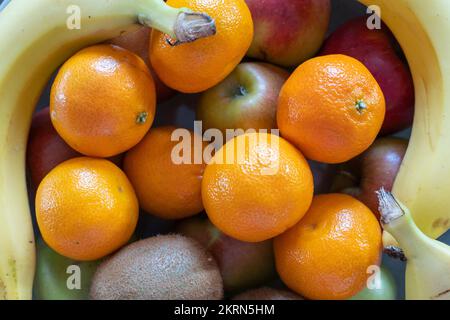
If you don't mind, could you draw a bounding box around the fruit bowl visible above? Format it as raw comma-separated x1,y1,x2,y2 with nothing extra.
1,0,449,301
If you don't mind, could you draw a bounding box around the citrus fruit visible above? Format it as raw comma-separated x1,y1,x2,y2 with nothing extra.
277,54,385,164
150,0,254,93
50,44,156,158
36,157,139,261
202,132,314,242
124,126,205,219
274,193,382,300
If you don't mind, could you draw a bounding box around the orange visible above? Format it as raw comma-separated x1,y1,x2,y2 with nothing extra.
277,54,385,164
36,157,139,261
202,132,314,242
274,194,382,300
124,126,206,219
150,0,254,93
50,44,156,158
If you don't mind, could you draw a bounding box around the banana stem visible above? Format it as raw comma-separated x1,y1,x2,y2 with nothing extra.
377,188,433,259
137,0,216,43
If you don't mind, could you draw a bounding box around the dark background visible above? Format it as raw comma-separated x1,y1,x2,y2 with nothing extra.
1,0,449,300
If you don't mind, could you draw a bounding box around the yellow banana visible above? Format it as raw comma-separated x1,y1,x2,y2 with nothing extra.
0,0,215,300
358,0,450,239
377,189,450,300
0,0,449,301
360,0,450,300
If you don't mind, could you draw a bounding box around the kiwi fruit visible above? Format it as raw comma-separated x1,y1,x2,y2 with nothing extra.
232,287,303,300
90,234,223,300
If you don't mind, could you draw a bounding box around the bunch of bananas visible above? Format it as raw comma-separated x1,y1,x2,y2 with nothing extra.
360,0,450,300
0,0,448,300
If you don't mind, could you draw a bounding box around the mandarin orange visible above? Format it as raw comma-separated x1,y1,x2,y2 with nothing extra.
274,193,382,300
50,44,156,158
202,132,314,242
36,158,139,261
124,126,206,219
277,54,385,164
150,0,254,93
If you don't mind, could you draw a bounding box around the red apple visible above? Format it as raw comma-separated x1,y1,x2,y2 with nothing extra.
308,160,337,195
331,137,408,217
245,0,331,67
27,107,81,189
197,62,289,134
176,216,276,294
27,107,123,189
320,17,415,135
108,26,175,102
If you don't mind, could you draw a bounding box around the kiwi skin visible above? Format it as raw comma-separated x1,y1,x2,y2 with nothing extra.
90,234,223,300
232,287,303,300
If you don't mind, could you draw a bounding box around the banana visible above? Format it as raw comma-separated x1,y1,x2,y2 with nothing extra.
377,189,450,300
0,0,215,300
1,0,448,300
358,0,450,239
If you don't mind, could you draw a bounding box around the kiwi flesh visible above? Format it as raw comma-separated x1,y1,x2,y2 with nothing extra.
232,287,303,300
90,234,223,300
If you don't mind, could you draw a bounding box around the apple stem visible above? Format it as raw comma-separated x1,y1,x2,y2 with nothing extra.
235,85,248,97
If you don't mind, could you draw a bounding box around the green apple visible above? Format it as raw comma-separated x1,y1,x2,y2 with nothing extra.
197,62,289,135
34,239,101,300
350,265,397,300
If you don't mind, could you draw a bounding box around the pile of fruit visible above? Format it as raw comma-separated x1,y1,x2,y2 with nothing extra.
0,0,449,300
